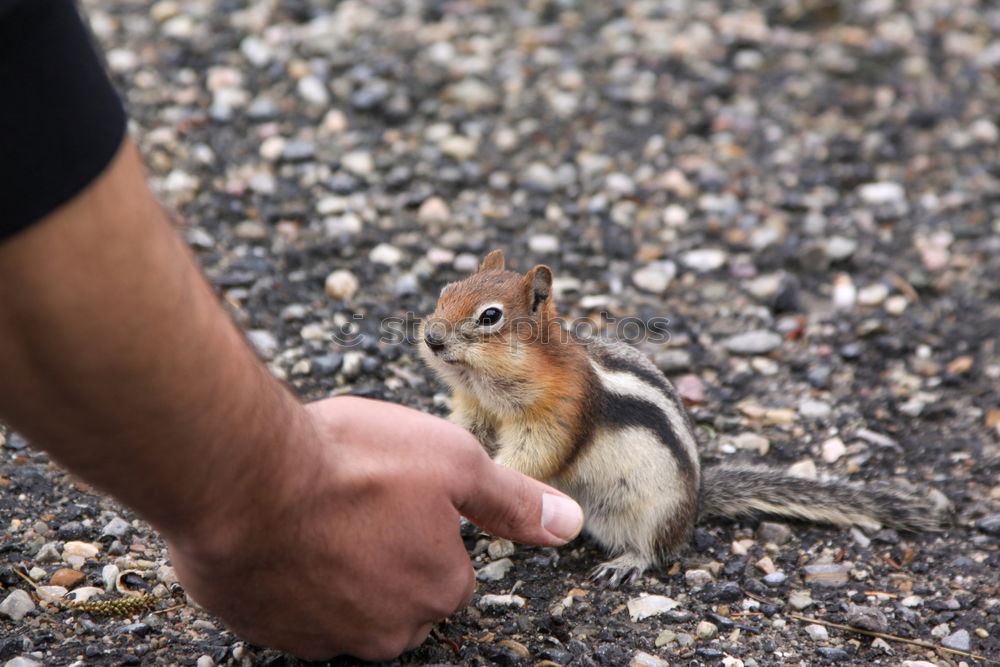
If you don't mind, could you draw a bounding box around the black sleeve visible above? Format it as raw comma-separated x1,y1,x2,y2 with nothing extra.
0,0,127,241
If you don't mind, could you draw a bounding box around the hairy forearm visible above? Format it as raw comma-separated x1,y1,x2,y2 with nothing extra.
0,139,311,539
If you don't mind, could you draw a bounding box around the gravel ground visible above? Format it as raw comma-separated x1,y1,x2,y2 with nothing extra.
3,0,1000,665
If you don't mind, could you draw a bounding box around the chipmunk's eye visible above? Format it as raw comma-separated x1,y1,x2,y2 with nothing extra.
477,306,503,327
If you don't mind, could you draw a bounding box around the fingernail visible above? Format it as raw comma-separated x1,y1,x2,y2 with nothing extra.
541,493,584,544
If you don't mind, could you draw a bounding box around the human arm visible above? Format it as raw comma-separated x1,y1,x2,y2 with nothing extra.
0,139,583,659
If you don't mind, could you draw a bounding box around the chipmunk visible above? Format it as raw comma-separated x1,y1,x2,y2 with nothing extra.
420,250,943,587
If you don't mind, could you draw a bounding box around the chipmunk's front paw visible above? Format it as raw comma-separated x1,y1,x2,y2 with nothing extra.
588,554,649,589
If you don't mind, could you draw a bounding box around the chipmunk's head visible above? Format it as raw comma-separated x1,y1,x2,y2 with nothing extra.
419,249,555,382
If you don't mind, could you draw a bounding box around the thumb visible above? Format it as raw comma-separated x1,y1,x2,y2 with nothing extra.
455,459,584,547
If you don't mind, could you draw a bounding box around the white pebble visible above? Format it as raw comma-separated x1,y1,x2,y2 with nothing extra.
439,135,478,161
0,589,35,622
477,594,526,610
476,558,514,582
799,399,832,420
681,248,727,273
885,294,909,316
695,620,719,639
857,283,889,306
724,330,782,355
632,261,677,293
684,569,713,588
297,75,329,106
858,181,905,205
832,273,857,311
418,197,451,224
626,594,680,621
369,243,403,266
324,270,360,300
821,437,847,463
787,459,817,479
63,541,100,560
528,234,560,254
341,150,374,177
246,330,280,361
631,651,669,667
805,624,829,641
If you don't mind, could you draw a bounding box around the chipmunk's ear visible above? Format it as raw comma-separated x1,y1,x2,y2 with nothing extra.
479,249,505,272
525,265,552,313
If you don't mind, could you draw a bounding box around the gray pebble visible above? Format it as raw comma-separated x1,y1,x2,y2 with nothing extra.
799,399,832,420
0,589,36,622
475,558,514,582
653,350,692,373
311,354,344,377
763,572,787,586
4,432,29,450
825,236,858,262
975,513,1000,537
34,542,62,563
941,629,971,651
724,330,782,355
101,517,132,540
4,658,44,667
802,563,850,586
521,163,557,193
246,329,280,360
845,605,888,633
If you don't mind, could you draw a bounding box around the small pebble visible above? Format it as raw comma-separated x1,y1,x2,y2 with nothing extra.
63,541,100,560
825,236,858,261
476,558,514,582
654,630,676,647
632,262,676,293
4,658,44,667
804,624,828,641
0,589,36,622
50,568,86,588
681,248,727,273
788,591,813,610
477,594,526,610
675,374,705,403
756,522,791,544
695,620,718,640
845,605,888,633
858,181,905,206
528,234,560,254
627,595,680,621
369,243,404,266
417,197,451,223
799,399,831,420
787,459,817,479
763,572,787,586
101,517,132,540
630,652,669,667
246,330,279,361
724,330,782,355
487,538,516,559
324,269,360,300
802,563,850,586
821,437,846,462
940,629,970,651
684,569,713,588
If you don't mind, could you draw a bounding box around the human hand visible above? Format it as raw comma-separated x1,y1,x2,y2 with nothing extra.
166,396,583,661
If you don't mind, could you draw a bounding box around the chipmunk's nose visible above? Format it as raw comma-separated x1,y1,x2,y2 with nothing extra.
424,330,447,353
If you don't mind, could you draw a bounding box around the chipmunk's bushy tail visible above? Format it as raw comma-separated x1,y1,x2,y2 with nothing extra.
698,465,944,532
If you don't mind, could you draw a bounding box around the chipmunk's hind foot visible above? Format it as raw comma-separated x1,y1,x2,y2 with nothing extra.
588,553,649,589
